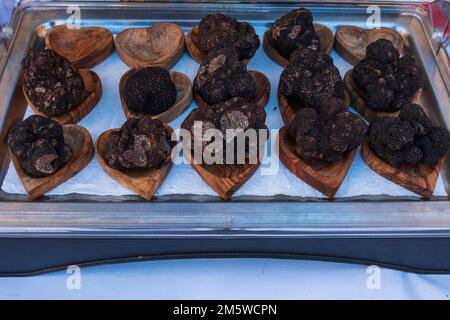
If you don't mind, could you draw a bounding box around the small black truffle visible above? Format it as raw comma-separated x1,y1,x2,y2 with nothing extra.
22,49,85,117
8,115,72,177
192,13,260,60
103,118,173,170
194,47,256,105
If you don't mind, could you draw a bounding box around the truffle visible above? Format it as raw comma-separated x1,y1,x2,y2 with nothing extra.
368,104,450,167
353,39,423,112
269,8,320,58
280,47,344,110
124,67,177,115
22,49,85,117
288,97,367,162
8,115,72,177
194,47,256,105
103,118,173,170
192,13,260,60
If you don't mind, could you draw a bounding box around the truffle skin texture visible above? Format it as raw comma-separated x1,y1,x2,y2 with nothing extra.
124,67,177,115
192,13,260,60
288,98,367,162
269,8,320,58
368,104,450,167
8,115,72,177
280,47,344,110
103,118,173,170
22,49,85,117
194,47,256,105
353,39,423,112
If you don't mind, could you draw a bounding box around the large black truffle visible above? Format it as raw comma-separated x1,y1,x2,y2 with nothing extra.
280,47,344,110
269,8,320,58
22,49,85,117
103,118,173,170
368,103,450,167
353,39,423,112
8,115,72,177
288,97,367,162
194,47,256,105
124,67,177,115
192,13,260,60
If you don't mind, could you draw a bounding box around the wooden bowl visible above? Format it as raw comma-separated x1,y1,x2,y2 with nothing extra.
277,83,351,124
361,140,440,198
335,26,405,65
25,69,102,125
278,126,357,198
115,23,185,69
95,125,174,200
9,125,94,200
344,69,421,122
45,25,114,69
194,71,270,109
263,23,334,68
119,69,193,123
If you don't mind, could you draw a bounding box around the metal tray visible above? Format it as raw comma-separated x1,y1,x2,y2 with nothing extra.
0,1,450,275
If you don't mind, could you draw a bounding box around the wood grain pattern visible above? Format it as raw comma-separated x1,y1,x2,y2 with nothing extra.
120,69,193,123
277,83,351,124
10,125,94,200
263,23,334,68
194,71,270,109
45,25,114,69
26,69,102,125
95,125,174,200
278,126,357,198
115,23,185,69
335,26,405,65
362,140,440,198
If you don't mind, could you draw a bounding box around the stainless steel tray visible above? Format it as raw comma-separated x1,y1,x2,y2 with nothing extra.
0,1,450,275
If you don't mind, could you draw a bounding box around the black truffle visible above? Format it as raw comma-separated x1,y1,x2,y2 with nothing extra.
22,49,85,117
124,67,177,115
269,8,320,58
288,98,367,162
194,47,256,105
192,13,260,60
103,118,173,170
280,47,344,110
368,104,450,167
353,39,423,112
8,115,72,177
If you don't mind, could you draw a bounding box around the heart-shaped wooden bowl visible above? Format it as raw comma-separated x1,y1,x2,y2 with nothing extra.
335,26,405,65
344,69,421,122
45,25,114,69
96,125,174,200
278,126,357,198
263,23,334,68
194,71,270,109
361,140,440,198
119,69,192,123
277,84,351,124
9,124,94,200
115,23,185,69
25,69,102,125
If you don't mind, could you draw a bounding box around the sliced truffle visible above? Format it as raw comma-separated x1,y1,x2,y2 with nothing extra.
368,104,450,167
8,115,72,177
280,47,344,110
192,13,260,60
124,67,177,115
352,39,423,112
103,118,173,170
268,8,320,58
288,98,367,162
194,47,256,105
22,49,85,117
